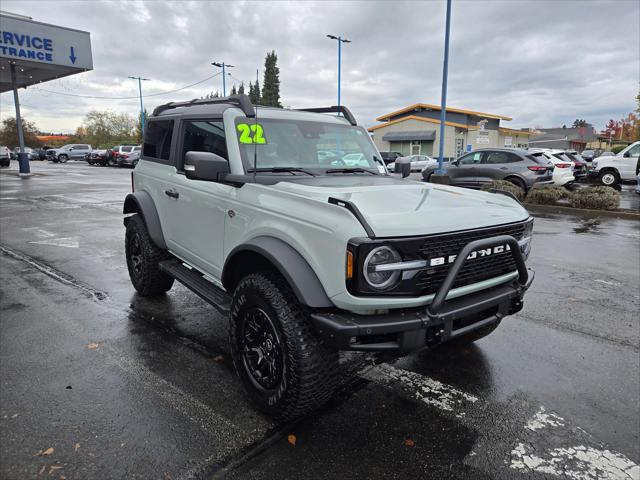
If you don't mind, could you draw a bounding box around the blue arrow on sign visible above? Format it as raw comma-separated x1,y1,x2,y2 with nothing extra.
69,46,77,64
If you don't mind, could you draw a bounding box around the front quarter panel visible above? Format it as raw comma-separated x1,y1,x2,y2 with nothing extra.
223,183,367,299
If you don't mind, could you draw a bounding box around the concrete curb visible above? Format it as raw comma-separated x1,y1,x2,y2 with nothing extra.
524,202,640,220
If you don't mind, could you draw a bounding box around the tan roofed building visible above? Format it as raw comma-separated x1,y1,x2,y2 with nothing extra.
368,103,531,159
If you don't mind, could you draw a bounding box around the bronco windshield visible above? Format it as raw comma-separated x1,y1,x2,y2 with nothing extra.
234,117,383,174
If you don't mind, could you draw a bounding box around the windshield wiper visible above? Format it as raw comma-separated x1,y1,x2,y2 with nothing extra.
325,168,378,175
246,167,316,176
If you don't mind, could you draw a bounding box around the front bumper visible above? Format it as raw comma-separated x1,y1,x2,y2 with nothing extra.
310,235,533,352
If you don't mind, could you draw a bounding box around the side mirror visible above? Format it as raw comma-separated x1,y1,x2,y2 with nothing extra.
395,157,411,178
184,151,230,181
623,151,630,158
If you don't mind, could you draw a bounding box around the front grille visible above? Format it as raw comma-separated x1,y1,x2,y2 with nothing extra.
415,222,526,295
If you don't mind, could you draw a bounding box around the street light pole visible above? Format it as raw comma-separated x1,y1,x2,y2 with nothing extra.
128,76,150,136
326,35,351,110
212,62,235,96
436,0,453,175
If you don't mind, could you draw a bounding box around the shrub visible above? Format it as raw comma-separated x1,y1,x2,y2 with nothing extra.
480,180,525,201
611,145,627,154
525,185,571,205
569,186,620,210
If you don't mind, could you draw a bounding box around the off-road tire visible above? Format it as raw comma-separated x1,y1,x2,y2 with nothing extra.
58,154,68,163
125,214,174,296
229,272,339,423
598,170,619,186
446,319,501,346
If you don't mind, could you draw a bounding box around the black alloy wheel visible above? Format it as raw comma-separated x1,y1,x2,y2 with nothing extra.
240,307,284,391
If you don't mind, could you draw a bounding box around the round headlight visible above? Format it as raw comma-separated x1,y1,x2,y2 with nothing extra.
363,246,402,290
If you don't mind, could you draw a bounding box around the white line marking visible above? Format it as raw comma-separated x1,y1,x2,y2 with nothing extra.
364,364,639,479
361,363,478,412
22,227,56,239
594,279,622,286
511,443,639,479
29,236,80,248
525,406,566,431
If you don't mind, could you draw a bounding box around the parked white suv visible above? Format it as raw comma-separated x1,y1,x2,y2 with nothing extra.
529,149,575,186
589,141,640,186
122,95,534,421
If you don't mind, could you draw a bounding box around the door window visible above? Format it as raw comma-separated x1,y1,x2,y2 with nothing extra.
458,152,483,165
179,120,227,170
483,151,510,164
626,144,640,158
410,140,421,155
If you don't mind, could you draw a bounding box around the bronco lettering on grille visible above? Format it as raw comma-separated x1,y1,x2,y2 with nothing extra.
429,244,511,267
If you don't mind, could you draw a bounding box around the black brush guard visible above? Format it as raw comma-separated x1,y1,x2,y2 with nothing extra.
310,235,534,352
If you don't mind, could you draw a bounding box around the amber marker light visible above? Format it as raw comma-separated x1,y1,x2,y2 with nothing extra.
346,250,354,280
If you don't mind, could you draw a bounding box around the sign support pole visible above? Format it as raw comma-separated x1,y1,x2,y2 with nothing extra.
436,0,452,175
10,63,30,176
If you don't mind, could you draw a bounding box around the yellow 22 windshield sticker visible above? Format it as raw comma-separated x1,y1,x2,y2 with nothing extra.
237,123,266,144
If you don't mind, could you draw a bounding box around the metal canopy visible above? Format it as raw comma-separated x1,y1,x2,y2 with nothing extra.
382,130,436,142
0,12,93,92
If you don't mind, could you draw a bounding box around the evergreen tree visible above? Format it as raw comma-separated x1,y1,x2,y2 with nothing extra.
248,81,261,104
261,50,281,107
230,84,237,96
254,79,261,104
238,82,245,95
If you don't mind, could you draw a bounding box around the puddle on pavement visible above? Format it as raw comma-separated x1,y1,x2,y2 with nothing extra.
573,218,601,234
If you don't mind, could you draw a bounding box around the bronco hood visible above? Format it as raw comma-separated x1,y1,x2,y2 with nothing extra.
268,176,529,238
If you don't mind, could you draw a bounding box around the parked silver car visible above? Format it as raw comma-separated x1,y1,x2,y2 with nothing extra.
422,148,554,192
388,154,436,172
117,146,141,167
47,144,93,163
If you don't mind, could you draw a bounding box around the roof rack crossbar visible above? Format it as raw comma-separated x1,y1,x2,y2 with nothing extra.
296,106,357,126
153,94,255,117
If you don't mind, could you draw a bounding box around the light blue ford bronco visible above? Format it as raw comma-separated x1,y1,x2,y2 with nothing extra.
123,95,534,421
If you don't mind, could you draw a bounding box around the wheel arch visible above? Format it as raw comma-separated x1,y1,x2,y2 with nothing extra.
503,174,527,189
222,236,333,308
123,191,167,249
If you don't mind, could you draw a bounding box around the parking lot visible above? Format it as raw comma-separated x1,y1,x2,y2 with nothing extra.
1,161,639,480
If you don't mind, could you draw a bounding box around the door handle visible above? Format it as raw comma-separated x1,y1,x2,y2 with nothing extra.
164,189,179,199
500,167,508,170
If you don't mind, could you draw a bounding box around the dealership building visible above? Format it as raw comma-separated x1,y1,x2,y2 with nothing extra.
368,103,531,159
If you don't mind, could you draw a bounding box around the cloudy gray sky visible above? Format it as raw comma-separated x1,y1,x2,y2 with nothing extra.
1,0,638,134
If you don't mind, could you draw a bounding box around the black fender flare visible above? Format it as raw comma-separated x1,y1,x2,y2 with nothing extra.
123,191,167,249
222,236,333,308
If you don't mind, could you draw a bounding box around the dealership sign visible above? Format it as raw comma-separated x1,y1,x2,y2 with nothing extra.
0,15,92,70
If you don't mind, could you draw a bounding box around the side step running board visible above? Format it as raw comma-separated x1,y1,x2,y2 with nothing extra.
159,259,231,314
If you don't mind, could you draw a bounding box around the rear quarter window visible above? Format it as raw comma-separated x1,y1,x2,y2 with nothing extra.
143,120,174,164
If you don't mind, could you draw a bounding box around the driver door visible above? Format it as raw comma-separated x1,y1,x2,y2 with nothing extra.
449,151,483,187
160,118,233,279
619,143,640,180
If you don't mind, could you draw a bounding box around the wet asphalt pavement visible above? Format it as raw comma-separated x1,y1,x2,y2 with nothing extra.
1,162,638,480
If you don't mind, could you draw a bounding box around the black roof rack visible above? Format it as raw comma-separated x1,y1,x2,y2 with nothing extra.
152,94,255,117
296,106,357,126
